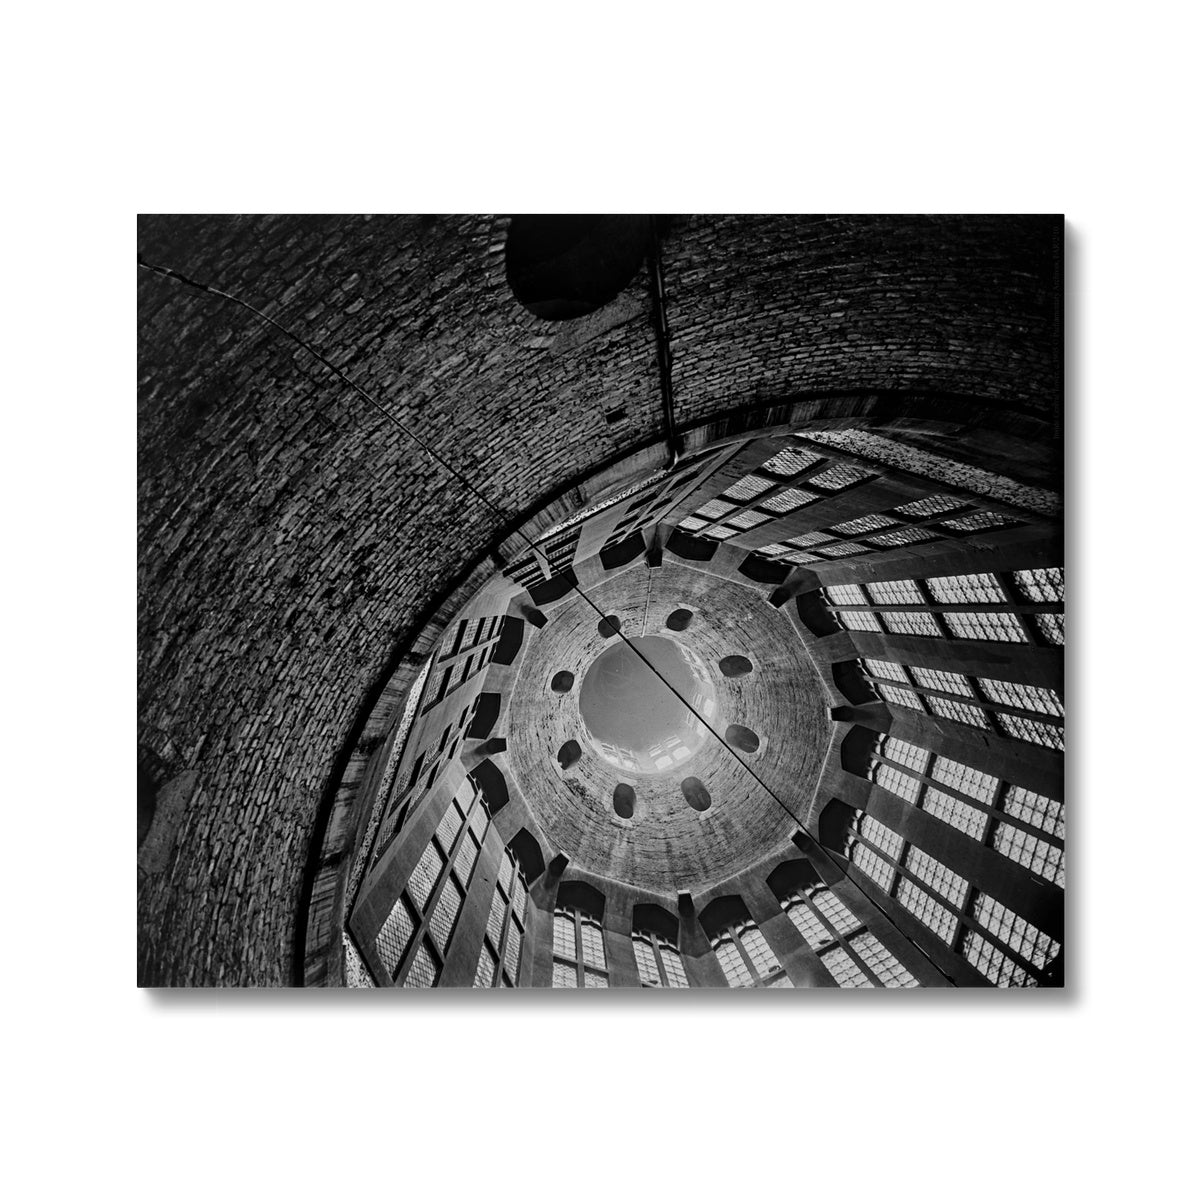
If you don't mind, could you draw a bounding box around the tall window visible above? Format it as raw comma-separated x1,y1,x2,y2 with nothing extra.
373,778,486,987
632,929,690,988
860,658,1064,751
552,906,609,988
846,810,1061,987
472,840,529,989
712,919,791,988
870,735,1065,886
423,614,505,714
781,884,918,988
824,567,1064,646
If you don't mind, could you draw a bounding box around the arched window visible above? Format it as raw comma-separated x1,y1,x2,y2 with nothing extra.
473,842,529,989
780,883,917,988
846,809,1061,987
711,919,791,988
860,658,1064,751
552,905,609,988
374,777,487,987
870,734,1065,886
823,566,1063,646
632,930,689,988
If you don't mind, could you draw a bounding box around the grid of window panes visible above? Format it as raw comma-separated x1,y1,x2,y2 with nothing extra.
535,526,582,581
675,442,880,546
782,885,919,988
552,906,610,988
845,805,1060,986
711,919,790,987
673,435,1035,563
632,930,690,988
500,550,546,590
472,842,529,989
869,736,1064,886
372,777,486,987
959,892,1062,988
597,458,724,553
859,658,1064,751
824,567,1063,647
423,614,506,714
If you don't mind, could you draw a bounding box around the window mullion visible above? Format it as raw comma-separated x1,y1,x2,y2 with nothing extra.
912,579,955,639
840,935,882,986
733,928,760,983
575,911,585,988
651,934,668,987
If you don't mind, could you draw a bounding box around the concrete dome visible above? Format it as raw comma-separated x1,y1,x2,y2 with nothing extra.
504,560,830,892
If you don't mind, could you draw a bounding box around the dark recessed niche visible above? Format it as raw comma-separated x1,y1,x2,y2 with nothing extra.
719,655,754,678
504,215,652,321
681,776,711,812
613,783,636,819
665,608,693,632
726,724,761,754
550,670,574,695
557,740,582,770
598,614,622,638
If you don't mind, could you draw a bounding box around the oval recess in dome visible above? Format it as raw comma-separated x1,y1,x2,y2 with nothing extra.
725,724,760,754
665,608,693,631
557,739,582,769
550,670,575,694
613,783,636,819
719,655,754,678
598,614,622,638
681,776,711,812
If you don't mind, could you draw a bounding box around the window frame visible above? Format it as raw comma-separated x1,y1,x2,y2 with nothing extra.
710,918,790,989
377,780,487,987
824,569,1063,647
869,735,1065,886
846,809,1061,987
551,905,610,988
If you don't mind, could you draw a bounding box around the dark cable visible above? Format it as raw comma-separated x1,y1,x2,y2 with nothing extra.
139,257,959,987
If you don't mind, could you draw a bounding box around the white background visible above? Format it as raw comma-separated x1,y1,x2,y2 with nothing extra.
4,3,1195,1196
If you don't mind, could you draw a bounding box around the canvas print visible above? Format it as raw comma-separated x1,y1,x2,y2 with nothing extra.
137,215,1064,989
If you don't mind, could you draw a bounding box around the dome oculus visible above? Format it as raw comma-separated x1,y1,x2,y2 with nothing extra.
578,635,717,774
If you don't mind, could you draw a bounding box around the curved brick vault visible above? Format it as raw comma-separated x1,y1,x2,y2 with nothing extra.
136,214,1061,986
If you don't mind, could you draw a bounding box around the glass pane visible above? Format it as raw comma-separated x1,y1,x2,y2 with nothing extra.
580,919,607,969
715,937,753,988
850,932,918,987
740,925,781,979
632,936,661,986
376,897,415,976
659,945,689,988
553,911,576,960
402,939,440,988
822,945,873,987
408,842,443,911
